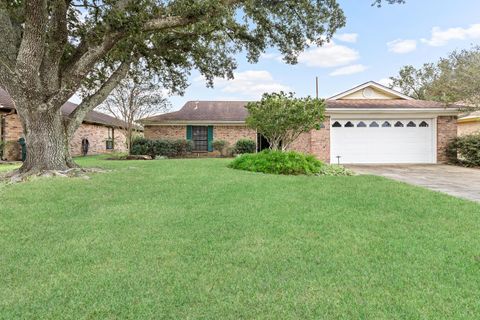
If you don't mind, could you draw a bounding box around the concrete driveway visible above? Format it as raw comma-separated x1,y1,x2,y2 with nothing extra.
347,164,480,203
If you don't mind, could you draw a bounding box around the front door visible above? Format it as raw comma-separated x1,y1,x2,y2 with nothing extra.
192,126,208,152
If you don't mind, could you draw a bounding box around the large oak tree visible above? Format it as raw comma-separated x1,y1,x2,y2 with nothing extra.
0,0,403,174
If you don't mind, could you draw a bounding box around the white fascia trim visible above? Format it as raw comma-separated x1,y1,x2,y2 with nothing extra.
326,108,459,117
328,81,414,100
142,121,247,126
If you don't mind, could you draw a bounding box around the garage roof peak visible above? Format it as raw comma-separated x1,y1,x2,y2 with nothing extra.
328,81,414,101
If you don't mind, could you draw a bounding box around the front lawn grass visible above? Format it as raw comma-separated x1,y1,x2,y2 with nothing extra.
1,157,479,319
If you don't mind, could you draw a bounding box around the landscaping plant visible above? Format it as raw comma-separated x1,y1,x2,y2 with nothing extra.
212,140,229,157
246,92,325,151
230,150,353,176
447,133,480,167
233,139,257,155
130,138,193,158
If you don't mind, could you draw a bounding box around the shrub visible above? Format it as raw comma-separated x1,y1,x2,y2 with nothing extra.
447,133,480,167
230,150,354,176
318,164,354,176
229,150,324,175
0,140,4,159
212,140,229,156
131,138,193,158
234,139,256,154
130,137,156,157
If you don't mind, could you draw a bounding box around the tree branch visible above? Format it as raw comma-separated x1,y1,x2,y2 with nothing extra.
65,59,132,138
15,0,48,89
0,6,19,75
41,0,69,94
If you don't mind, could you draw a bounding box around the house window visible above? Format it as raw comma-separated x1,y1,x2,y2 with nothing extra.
106,127,114,150
407,121,416,127
192,126,208,151
394,121,404,127
357,121,367,127
332,121,342,128
419,121,429,127
382,121,391,127
369,121,379,127
345,121,354,127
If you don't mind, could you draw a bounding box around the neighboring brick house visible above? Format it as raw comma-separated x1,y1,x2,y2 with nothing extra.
0,88,131,161
140,82,459,164
458,111,480,136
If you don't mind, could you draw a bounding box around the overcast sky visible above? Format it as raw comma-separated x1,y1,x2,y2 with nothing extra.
87,0,480,112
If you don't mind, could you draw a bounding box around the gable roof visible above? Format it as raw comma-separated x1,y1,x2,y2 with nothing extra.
0,88,137,129
328,81,414,101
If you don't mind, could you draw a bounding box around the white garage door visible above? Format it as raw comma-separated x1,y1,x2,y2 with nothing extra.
330,119,435,164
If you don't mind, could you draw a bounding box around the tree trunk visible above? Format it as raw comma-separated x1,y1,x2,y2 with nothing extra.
18,106,73,173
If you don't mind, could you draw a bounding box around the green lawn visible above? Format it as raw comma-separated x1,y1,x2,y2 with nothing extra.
1,157,479,319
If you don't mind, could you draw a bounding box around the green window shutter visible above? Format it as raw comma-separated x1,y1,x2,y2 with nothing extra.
186,125,192,140
207,126,214,152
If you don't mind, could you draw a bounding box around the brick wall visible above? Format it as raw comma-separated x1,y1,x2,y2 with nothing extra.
2,113,22,160
458,121,480,136
2,113,127,160
4,113,23,141
288,132,311,154
70,123,127,156
310,117,331,163
144,124,257,152
437,116,458,163
144,125,186,140
213,125,256,147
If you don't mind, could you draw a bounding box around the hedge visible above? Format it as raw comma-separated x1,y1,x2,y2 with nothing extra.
233,139,256,154
131,138,193,158
447,133,480,167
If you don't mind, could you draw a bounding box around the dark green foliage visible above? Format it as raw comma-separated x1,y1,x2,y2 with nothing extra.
130,138,193,158
233,139,256,154
0,141,4,159
229,150,324,175
447,133,480,167
230,150,354,176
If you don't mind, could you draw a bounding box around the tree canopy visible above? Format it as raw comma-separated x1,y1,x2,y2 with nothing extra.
390,47,480,107
246,92,325,151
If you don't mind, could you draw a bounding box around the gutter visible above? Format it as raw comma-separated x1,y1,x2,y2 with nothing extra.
458,117,480,123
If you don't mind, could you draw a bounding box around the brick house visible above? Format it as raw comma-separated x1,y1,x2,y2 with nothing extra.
140,82,459,164
0,88,131,161
458,111,480,136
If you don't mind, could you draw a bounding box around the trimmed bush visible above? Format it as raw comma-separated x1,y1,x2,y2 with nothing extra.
447,133,480,167
0,140,4,159
234,139,256,154
212,140,229,156
230,150,354,176
131,138,193,158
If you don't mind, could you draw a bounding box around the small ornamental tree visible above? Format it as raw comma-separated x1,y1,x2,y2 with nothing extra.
246,92,325,151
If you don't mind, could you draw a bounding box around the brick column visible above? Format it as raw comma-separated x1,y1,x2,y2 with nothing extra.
437,116,457,163
310,116,330,163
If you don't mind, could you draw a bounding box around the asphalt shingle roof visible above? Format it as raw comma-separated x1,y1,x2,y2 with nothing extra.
141,99,459,123
0,88,132,129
